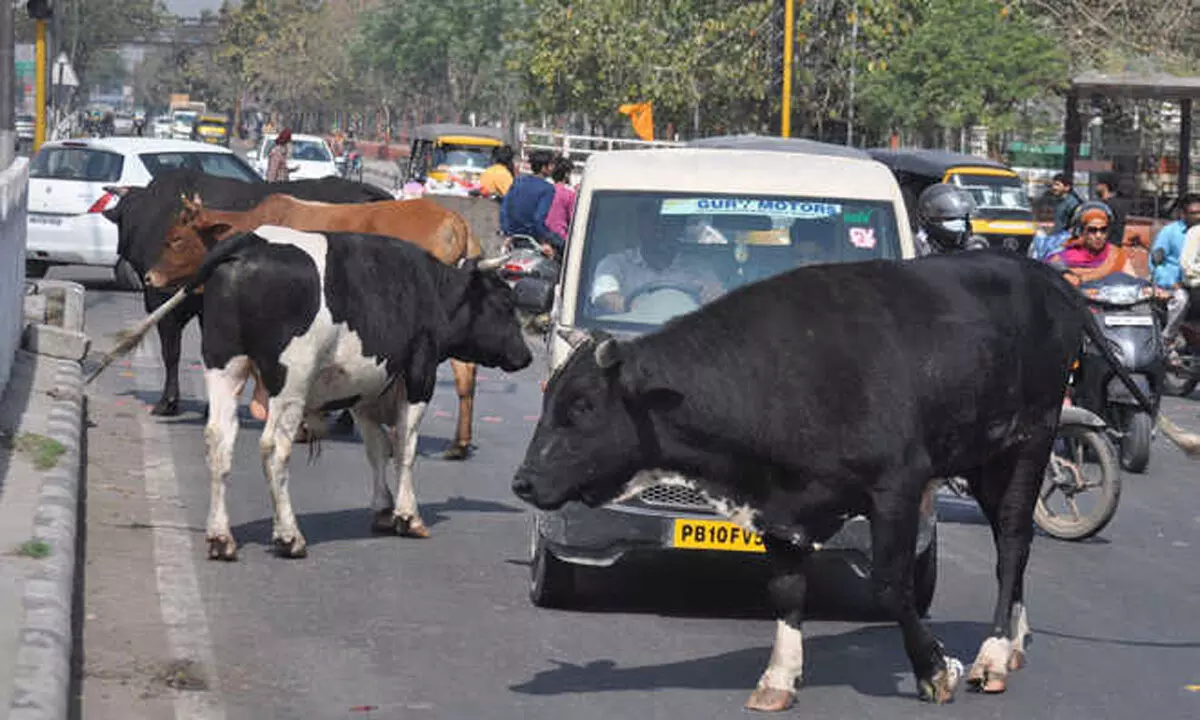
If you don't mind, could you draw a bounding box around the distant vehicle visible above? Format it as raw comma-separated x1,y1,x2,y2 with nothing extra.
24,137,260,290
247,133,338,180
15,114,34,144
112,112,135,136
152,115,173,139
171,110,199,141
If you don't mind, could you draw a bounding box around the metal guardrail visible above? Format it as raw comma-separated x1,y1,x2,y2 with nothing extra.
0,157,29,396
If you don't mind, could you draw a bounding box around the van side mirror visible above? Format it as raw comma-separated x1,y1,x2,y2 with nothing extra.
512,277,554,314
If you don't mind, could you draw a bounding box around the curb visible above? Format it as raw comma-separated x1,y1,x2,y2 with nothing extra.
7,282,88,720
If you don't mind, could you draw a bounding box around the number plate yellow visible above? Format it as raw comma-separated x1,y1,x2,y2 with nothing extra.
672,519,765,553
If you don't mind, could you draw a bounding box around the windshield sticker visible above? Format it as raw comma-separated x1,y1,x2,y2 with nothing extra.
843,209,873,223
848,227,877,249
661,198,841,218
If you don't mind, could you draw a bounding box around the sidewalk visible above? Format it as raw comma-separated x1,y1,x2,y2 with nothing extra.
0,283,89,720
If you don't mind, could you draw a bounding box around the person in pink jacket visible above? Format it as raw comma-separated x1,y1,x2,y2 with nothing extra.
545,156,577,241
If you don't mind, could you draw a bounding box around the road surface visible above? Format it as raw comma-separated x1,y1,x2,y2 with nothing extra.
58,265,1200,720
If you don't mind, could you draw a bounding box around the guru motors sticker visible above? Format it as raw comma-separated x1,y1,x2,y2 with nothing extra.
661,198,841,218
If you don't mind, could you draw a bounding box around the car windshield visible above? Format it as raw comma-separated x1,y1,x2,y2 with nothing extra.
264,139,332,162
432,144,492,170
575,191,902,333
30,147,124,182
139,152,262,182
174,112,197,124
953,173,1031,211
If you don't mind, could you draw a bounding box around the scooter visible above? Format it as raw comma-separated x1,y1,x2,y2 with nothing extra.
1073,272,1164,473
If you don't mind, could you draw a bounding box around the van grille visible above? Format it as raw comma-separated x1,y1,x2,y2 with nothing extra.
636,484,713,512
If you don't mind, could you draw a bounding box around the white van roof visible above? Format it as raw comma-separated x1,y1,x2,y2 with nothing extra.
580,148,899,201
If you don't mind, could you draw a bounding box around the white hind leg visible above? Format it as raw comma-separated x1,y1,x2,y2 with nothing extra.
260,393,309,558
393,401,429,538
203,357,250,561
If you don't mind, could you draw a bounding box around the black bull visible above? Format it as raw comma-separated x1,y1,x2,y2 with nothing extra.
102,169,393,416
512,250,1177,711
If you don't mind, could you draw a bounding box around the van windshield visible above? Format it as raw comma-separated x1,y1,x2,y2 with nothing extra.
574,191,902,333
953,173,1031,211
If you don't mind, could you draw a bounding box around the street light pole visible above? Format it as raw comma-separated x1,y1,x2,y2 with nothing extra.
34,19,45,150
781,0,794,138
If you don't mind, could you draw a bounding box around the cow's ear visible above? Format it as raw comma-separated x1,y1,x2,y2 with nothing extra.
616,353,684,411
594,338,621,370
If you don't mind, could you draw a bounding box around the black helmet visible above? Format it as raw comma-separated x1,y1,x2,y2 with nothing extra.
917,183,977,252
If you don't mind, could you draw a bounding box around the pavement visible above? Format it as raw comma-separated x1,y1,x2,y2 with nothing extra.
0,263,1190,720
0,281,88,720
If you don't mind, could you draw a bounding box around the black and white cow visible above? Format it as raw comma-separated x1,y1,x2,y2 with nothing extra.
512,250,1156,711
157,226,531,559
102,168,394,417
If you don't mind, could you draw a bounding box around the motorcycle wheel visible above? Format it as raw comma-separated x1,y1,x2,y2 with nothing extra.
1034,423,1121,541
1119,410,1152,474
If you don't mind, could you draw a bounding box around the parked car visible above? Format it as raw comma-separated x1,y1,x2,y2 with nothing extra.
518,138,938,611
247,133,338,180
25,137,262,289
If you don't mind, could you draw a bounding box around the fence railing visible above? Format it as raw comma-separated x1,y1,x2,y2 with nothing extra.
0,157,29,395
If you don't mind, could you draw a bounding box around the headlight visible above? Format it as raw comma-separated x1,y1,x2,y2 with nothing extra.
1091,284,1149,305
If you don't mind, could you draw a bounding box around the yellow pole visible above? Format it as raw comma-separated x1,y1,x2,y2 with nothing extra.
34,20,46,151
781,0,794,138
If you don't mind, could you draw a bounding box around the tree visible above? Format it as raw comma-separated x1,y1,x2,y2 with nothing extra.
857,0,1067,142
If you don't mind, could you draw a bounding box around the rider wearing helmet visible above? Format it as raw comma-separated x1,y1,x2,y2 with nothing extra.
1045,201,1136,286
915,183,988,255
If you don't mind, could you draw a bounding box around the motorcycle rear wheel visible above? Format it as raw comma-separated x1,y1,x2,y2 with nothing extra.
1034,424,1121,541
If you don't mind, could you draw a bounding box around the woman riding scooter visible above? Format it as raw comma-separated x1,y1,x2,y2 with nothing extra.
1046,202,1137,285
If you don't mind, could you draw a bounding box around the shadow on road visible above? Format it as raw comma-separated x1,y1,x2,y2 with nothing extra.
508,620,990,700
230,495,524,547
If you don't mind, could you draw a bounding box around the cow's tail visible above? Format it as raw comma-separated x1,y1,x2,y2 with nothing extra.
1076,293,1200,455
84,233,257,385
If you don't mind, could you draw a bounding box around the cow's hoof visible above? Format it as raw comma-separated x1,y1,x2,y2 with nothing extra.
397,516,431,539
273,535,308,558
443,443,471,461
371,510,398,534
744,687,795,712
967,638,1010,693
206,535,238,561
919,657,963,704
151,398,180,417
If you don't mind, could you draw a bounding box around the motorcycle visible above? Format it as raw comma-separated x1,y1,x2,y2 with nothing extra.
496,235,561,333
336,146,363,182
1072,272,1164,473
1150,250,1200,397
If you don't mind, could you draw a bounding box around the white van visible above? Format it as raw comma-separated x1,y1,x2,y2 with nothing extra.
514,137,936,609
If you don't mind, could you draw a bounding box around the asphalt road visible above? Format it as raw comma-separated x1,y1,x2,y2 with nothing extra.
59,264,1200,720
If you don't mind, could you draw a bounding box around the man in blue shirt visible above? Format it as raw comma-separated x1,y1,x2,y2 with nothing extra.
1049,173,1083,234
1151,194,1200,355
500,150,563,258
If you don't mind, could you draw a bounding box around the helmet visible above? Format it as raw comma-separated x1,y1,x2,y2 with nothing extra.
917,183,977,252
1070,200,1114,235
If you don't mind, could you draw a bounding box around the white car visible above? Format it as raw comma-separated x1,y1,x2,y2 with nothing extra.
171,110,198,141
152,115,173,139
247,133,338,180
112,112,135,136
25,137,262,289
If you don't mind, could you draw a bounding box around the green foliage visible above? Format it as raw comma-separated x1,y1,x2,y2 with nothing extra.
857,0,1067,134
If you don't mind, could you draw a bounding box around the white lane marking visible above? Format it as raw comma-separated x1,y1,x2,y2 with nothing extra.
133,322,227,720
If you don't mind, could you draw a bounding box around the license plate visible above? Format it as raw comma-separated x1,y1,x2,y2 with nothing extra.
1105,315,1154,326
29,214,63,226
672,519,765,553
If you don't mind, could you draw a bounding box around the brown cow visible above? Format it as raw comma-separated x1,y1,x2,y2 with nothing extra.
150,193,487,461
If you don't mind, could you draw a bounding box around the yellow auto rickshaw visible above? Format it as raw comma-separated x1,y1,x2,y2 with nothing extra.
192,114,230,147
867,148,1038,254
404,124,505,185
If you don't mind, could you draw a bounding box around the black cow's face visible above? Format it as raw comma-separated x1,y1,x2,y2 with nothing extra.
448,270,533,372
512,334,679,510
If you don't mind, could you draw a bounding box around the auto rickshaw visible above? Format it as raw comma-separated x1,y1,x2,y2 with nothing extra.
192,114,230,147
403,124,505,185
867,148,1038,254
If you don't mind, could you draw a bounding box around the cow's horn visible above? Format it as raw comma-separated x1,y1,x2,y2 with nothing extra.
1157,415,1200,457
556,327,590,349
475,254,510,272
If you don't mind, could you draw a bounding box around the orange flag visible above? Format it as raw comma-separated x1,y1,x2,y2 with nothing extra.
619,102,654,141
